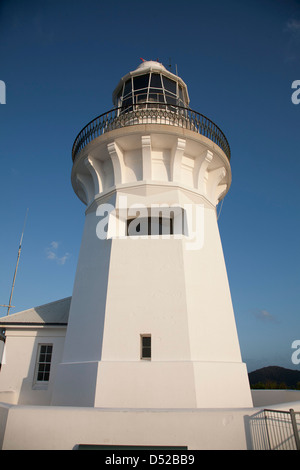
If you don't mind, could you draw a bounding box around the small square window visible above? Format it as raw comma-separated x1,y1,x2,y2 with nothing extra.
141,335,151,360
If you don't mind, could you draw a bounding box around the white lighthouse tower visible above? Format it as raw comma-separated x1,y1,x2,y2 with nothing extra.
51,60,253,408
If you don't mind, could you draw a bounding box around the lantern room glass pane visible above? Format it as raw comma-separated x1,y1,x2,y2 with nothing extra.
136,93,147,103
179,85,183,100
123,79,132,97
133,74,150,91
122,97,133,109
150,73,162,88
162,76,176,94
165,95,176,106
148,92,163,102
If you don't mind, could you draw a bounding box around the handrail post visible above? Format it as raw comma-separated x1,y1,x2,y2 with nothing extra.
290,409,300,450
264,409,272,450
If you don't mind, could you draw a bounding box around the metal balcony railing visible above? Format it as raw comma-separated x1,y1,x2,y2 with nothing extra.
72,103,231,162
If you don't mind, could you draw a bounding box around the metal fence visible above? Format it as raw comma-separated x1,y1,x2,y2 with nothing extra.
260,409,300,450
71,103,231,162
249,408,300,450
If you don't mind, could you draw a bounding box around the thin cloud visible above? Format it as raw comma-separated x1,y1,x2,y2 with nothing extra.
56,253,70,265
253,309,277,323
285,19,300,38
46,241,70,265
283,18,300,62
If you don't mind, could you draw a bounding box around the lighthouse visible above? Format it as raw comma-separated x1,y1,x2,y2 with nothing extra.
51,60,253,408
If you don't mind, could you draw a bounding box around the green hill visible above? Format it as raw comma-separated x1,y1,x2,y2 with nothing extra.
249,366,300,389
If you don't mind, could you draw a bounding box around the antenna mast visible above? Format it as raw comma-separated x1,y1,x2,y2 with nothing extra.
6,208,29,315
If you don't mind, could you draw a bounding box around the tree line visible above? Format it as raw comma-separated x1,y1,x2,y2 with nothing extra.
251,381,300,390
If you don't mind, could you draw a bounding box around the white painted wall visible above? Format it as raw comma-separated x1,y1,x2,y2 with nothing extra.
0,327,66,405
52,174,252,408
0,403,254,450
1,399,300,450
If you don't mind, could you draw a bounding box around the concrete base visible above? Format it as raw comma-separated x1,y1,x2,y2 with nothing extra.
0,403,254,450
2,396,300,450
51,360,253,409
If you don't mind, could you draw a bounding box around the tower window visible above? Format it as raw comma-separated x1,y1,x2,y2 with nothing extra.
141,335,151,360
34,344,53,383
126,216,174,237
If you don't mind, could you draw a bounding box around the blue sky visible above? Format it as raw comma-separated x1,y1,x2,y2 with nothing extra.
0,0,299,373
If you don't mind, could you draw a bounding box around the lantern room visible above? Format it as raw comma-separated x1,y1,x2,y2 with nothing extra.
112,60,190,112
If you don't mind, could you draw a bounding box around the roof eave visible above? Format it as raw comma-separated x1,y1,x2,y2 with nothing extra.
0,322,68,328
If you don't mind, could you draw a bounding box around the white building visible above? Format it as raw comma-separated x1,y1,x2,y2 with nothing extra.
0,297,70,405
1,61,299,450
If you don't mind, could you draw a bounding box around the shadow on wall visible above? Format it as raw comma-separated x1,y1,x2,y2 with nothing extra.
0,337,5,370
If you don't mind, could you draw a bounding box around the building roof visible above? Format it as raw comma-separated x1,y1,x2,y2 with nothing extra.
136,60,167,72
0,297,71,326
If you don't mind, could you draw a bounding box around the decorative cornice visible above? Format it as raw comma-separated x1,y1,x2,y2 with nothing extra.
75,132,230,210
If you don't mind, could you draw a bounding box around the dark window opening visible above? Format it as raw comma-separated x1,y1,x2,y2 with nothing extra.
162,76,176,94
165,95,177,106
127,216,174,237
123,79,132,97
150,73,162,88
133,74,150,91
135,93,148,103
141,335,151,360
121,96,133,113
